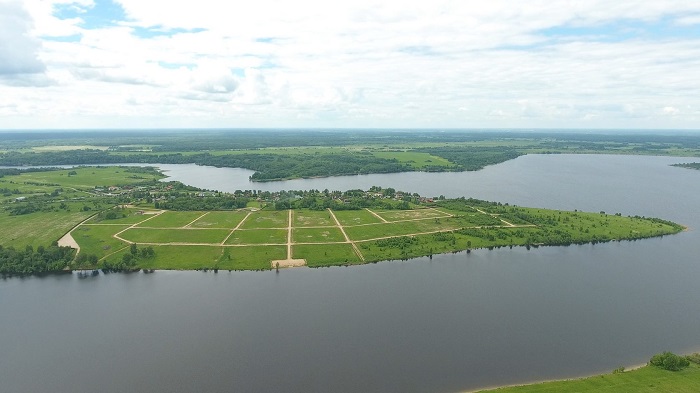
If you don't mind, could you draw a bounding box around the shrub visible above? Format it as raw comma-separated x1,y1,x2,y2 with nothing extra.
649,351,690,371
686,353,700,365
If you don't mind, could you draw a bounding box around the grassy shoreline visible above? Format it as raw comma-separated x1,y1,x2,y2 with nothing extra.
471,361,700,392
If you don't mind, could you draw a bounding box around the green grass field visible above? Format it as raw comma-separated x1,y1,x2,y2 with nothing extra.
373,208,451,221
477,364,700,392
240,210,288,229
224,229,288,245
0,209,95,248
293,209,335,227
370,151,456,169
188,211,249,228
293,227,346,243
293,244,362,267
73,224,132,259
120,228,230,244
333,209,383,226
8,166,163,189
136,211,205,228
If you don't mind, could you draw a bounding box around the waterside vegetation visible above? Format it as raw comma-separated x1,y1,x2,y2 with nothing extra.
2,130,700,181
476,352,700,392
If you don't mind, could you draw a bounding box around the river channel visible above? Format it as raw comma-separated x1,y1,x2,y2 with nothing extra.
1,154,700,393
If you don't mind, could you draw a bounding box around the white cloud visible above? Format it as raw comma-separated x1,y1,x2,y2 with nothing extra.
3,0,700,128
0,0,45,77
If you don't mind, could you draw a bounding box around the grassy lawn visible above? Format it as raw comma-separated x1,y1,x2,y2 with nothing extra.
477,364,700,392
0,209,94,248
119,228,230,244
189,211,249,228
293,227,346,243
218,245,287,270
294,209,335,227
224,229,288,245
72,224,131,258
293,244,362,267
136,211,206,228
239,210,288,229
333,209,383,226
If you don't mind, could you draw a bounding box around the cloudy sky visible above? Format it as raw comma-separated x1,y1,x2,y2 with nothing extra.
2,0,700,129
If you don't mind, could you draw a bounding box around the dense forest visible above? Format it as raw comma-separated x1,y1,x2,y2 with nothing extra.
0,245,75,276
0,149,510,181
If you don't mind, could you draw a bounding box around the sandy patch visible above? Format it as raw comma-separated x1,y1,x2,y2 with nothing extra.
57,231,80,251
271,259,307,268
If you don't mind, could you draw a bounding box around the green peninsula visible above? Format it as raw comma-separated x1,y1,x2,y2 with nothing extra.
0,166,684,275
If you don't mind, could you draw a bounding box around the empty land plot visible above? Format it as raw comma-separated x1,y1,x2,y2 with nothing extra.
135,245,225,270
85,209,157,225
293,244,362,267
240,210,288,229
120,228,229,244
71,224,130,257
294,210,335,227
0,210,95,248
333,209,383,226
293,227,346,243
375,209,450,222
345,219,462,241
218,246,287,270
445,212,505,227
189,211,248,228
224,229,288,245
136,211,205,228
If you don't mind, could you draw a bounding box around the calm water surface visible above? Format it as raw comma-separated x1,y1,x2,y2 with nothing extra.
2,154,700,393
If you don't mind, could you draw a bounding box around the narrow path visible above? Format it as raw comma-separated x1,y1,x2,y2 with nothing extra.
328,208,365,262
58,214,98,255
473,207,516,227
365,208,388,223
113,210,166,243
183,212,210,228
220,211,252,245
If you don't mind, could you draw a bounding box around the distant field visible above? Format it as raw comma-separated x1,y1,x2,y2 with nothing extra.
371,151,455,169
9,166,162,189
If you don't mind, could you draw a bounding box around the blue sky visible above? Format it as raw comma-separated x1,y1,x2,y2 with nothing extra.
1,0,700,129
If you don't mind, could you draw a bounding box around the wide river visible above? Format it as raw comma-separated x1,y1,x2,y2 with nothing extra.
2,154,700,393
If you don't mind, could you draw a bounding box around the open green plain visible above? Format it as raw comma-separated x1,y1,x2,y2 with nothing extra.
476,363,700,393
